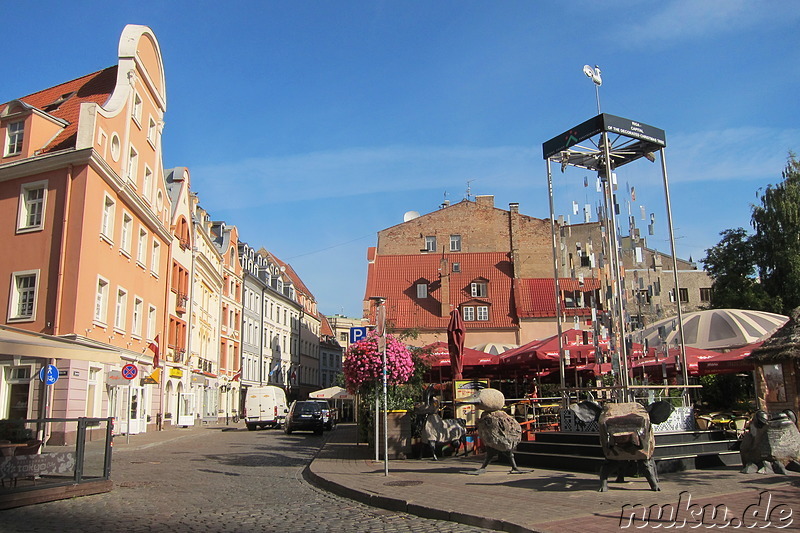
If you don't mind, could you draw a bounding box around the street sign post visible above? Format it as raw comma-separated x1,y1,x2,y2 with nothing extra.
39,364,59,385
121,364,139,444
349,326,367,344
122,364,138,380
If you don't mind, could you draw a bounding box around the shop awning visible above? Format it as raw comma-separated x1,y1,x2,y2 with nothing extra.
309,386,354,400
0,325,120,364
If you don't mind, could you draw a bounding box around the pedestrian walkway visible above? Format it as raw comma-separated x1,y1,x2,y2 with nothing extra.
307,424,800,532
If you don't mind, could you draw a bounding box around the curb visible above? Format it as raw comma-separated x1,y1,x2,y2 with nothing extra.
303,461,541,533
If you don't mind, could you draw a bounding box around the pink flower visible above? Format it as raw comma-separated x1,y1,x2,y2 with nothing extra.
343,332,414,392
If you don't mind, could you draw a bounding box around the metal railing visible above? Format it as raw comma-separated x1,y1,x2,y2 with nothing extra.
0,417,113,491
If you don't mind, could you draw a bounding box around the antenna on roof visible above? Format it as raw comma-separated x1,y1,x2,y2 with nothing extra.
466,179,475,201
441,190,450,208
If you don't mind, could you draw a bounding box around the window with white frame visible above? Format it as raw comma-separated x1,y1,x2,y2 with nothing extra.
17,181,47,232
147,116,157,145
450,234,461,252
9,270,38,321
114,287,127,331
424,235,436,252
132,297,143,337
470,280,488,298
94,277,109,324
86,368,101,417
151,241,160,276
101,195,115,239
5,120,24,156
137,228,147,266
477,305,489,321
416,283,428,299
142,165,152,202
132,92,142,124
147,305,157,341
120,213,133,255
462,306,475,321
127,146,138,183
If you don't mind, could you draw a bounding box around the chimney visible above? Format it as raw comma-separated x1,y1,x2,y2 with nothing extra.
509,202,519,214
439,256,450,317
475,195,494,208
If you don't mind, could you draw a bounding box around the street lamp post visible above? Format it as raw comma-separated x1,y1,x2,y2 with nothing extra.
370,296,389,476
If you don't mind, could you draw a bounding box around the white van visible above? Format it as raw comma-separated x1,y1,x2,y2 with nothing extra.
243,386,288,430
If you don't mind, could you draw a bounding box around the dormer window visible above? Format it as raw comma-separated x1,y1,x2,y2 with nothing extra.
470,280,488,298
416,283,428,299
5,120,24,156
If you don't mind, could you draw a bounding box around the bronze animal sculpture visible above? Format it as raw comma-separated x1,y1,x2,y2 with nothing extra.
740,409,800,474
467,388,525,474
413,387,466,460
571,400,673,492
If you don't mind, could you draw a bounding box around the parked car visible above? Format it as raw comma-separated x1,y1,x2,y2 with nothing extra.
243,386,287,431
309,399,337,430
284,401,324,435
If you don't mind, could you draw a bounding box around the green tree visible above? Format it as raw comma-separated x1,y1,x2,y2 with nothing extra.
751,153,800,314
702,228,775,311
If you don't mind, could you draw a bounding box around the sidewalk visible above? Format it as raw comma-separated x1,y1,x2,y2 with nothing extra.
307,424,800,532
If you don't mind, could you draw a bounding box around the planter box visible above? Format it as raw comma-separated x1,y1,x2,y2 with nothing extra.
376,411,412,459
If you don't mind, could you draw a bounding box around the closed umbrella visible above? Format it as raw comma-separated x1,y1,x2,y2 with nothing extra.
447,309,466,381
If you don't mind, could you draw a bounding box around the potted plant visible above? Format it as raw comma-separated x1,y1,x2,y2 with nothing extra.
343,332,416,456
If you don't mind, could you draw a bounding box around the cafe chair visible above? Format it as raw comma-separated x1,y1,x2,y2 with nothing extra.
730,416,749,438
695,415,713,430
12,439,43,487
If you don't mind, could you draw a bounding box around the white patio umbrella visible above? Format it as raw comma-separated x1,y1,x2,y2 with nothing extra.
309,386,354,400
639,309,788,351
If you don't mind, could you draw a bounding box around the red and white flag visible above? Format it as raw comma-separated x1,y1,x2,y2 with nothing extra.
148,335,160,367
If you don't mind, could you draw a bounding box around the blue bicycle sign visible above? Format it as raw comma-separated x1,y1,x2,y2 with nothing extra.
39,364,59,385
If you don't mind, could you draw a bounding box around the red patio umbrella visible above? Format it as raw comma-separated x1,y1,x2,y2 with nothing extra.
696,342,761,376
447,309,466,381
631,346,722,376
425,342,500,368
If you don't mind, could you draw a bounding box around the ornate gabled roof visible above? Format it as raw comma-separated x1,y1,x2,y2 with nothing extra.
0,67,117,154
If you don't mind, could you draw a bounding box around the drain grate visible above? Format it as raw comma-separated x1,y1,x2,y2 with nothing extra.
383,480,423,487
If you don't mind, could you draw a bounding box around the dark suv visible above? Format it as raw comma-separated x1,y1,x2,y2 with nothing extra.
309,399,336,430
284,401,324,435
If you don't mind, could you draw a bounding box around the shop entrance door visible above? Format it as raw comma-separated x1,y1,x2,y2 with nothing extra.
177,392,194,426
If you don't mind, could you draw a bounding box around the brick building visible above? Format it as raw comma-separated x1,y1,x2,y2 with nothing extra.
363,196,710,348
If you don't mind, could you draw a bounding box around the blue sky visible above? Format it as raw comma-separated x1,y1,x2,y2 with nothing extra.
7,1,800,318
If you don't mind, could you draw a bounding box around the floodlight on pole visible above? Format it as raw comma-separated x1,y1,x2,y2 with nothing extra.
583,64,602,114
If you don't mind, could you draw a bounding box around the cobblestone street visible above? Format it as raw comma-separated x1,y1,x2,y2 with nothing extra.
2,426,494,533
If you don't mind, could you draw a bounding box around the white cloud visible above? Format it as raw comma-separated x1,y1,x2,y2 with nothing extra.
628,126,800,185
191,145,540,209
616,0,799,45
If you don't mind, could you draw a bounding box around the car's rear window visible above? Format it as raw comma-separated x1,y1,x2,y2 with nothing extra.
296,402,321,414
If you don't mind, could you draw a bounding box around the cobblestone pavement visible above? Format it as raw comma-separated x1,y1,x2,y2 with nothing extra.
2,426,495,533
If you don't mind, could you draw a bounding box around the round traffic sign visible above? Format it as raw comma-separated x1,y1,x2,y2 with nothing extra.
39,364,59,385
122,364,139,380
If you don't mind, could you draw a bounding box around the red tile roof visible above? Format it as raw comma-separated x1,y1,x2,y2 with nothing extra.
1,67,117,154
513,278,600,318
365,252,516,330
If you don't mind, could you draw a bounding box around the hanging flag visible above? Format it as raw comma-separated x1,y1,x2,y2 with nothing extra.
148,335,160,367
268,361,281,376
231,369,242,382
